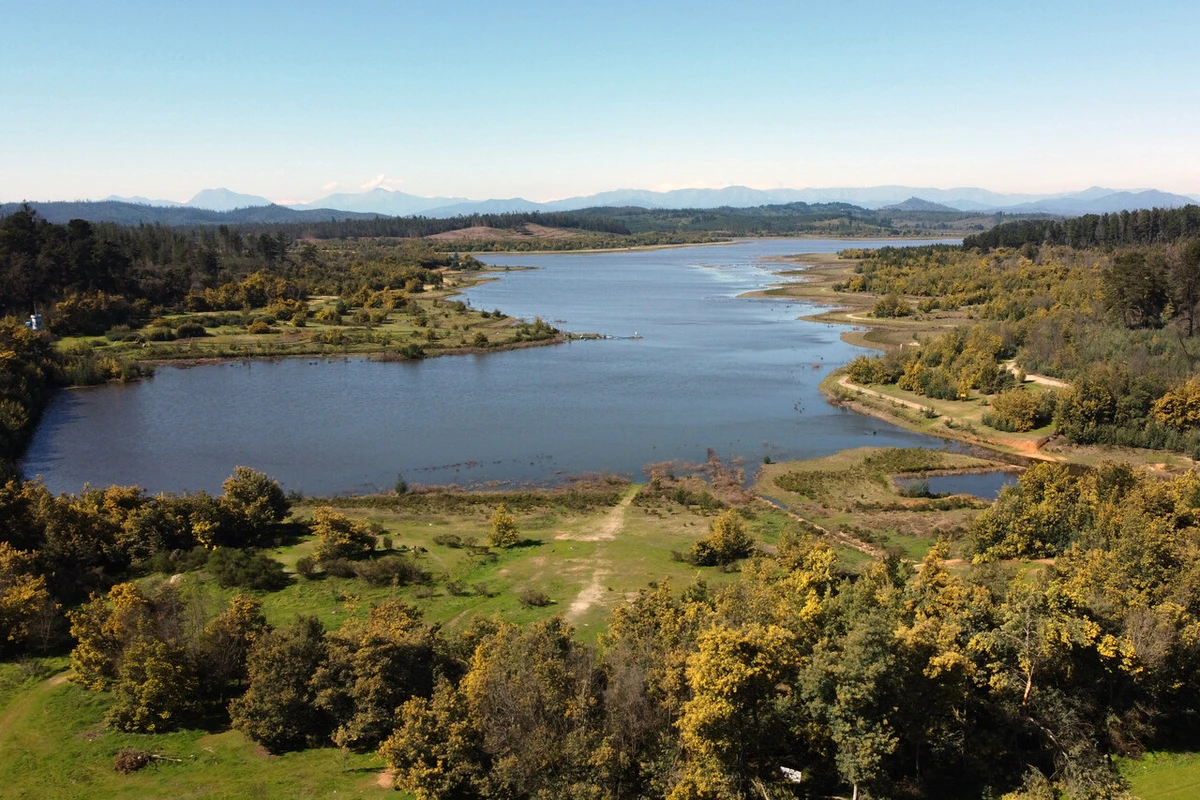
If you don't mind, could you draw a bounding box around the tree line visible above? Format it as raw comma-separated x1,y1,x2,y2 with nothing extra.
963,205,1200,250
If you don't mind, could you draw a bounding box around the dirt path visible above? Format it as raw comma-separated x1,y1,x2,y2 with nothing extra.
839,376,942,416
0,672,68,743
560,488,637,622
556,487,636,542
1003,361,1070,389
565,570,612,623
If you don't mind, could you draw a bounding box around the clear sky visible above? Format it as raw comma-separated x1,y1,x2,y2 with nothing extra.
3,0,1198,203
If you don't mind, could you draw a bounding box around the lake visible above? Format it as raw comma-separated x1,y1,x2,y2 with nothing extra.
23,238,959,496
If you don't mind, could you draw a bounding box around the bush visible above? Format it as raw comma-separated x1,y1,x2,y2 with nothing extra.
295,556,318,579
689,509,754,566
246,320,274,335
432,533,465,548
518,588,551,607
174,322,207,338
321,558,356,578
354,555,430,587
207,548,290,591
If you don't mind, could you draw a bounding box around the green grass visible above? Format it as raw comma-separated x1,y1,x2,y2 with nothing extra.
1121,751,1200,799
756,447,1002,564
0,674,397,800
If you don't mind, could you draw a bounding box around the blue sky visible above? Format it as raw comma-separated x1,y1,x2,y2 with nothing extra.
3,0,1198,203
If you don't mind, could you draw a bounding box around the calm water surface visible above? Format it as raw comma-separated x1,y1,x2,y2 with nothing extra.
896,471,1021,500
24,238,959,495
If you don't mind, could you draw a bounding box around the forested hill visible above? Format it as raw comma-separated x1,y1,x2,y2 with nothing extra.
963,204,1200,249
2,199,1041,240
0,201,384,226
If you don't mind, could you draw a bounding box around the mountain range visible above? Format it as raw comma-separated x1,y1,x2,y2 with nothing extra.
12,185,1200,221
279,184,1200,218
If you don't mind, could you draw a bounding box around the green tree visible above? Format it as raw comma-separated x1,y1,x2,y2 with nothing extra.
105,634,197,733
0,542,54,653
313,600,435,751
219,466,290,539
689,509,753,566
229,616,332,752
381,678,487,800
310,506,377,561
488,503,519,548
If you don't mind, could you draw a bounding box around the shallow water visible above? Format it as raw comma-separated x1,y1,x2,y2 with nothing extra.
24,238,960,495
896,470,1021,499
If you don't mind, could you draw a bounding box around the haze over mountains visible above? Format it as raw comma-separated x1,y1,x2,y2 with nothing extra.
13,184,1200,224
282,184,1200,217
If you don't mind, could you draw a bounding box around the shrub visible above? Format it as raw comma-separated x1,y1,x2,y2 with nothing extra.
689,509,753,566
321,558,356,578
354,555,430,587
295,556,318,579
246,320,274,335
518,588,551,607
432,533,476,549
207,548,289,591
489,504,520,548
174,322,207,338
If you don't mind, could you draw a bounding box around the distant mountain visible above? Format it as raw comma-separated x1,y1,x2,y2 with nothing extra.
879,197,961,212
185,188,273,211
103,194,184,207
290,188,469,216
0,201,381,225
423,197,545,216
1001,190,1199,216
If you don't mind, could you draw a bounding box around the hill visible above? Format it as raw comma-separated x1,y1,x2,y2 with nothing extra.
0,201,382,225
879,196,960,212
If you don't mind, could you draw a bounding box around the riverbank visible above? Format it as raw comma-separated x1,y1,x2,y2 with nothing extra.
764,252,1198,473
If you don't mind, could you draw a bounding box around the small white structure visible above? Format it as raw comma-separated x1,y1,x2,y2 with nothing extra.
26,314,42,332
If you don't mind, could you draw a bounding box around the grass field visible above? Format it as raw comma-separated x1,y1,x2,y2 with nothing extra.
1121,751,1200,799
0,662,394,800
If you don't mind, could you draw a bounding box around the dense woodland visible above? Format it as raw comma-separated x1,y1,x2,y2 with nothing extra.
844,207,1200,455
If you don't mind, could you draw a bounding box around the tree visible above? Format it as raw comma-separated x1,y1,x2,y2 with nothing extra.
0,542,54,653
689,509,753,566
459,618,598,797
219,466,290,541
672,623,798,800
313,600,435,751
67,582,153,690
105,634,197,732
382,678,487,800
196,593,268,700
310,506,377,562
229,616,332,752
489,503,519,548
1168,239,1200,336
